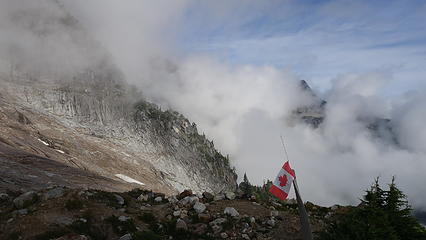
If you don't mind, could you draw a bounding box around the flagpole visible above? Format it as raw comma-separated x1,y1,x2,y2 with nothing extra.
280,135,313,240
293,178,313,240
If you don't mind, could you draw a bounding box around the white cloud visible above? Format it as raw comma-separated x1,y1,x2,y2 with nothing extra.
62,0,190,83
3,0,426,210
62,0,426,209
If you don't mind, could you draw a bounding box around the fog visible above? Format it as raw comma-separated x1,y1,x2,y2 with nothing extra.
1,0,425,210
0,0,116,79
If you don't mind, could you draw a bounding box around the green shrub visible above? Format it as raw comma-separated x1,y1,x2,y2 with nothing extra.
127,188,146,199
105,215,137,235
89,191,121,208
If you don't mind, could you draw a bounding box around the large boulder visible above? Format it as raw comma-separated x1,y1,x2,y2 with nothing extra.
267,218,276,227
214,193,225,201
202,192,214,202
193,202,206,214
13,191,38,209
209,217,227,226
119,234,132,240
137,194,149,202
173,210,181,217
209,218,227,234
224,207,239,217
179,196,199,207
114,194,125,206
167,196,178,204
176,218,188,231
44,187,65,200
270,210,279,217
225,192,236,200
178,190,193,200
192,223,208,235
0,193,10,203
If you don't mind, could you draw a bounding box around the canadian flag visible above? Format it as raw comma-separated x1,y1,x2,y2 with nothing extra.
269,161,296,200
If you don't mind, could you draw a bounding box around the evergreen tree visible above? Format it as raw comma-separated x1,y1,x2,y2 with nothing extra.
384,177,426,240
318,177,426,240
239,173,253,197
243,173,250,185
362,177,386,208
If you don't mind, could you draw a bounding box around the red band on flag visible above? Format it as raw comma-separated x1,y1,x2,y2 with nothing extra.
283,161,296,178
269,184,288,200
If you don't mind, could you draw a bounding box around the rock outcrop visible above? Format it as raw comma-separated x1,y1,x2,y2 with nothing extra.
0,0,236,195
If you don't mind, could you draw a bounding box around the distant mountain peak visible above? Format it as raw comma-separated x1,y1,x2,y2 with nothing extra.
299,80,311,91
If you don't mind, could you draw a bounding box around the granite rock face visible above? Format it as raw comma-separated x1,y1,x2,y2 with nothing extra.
7,75,237,194
0,0,236,195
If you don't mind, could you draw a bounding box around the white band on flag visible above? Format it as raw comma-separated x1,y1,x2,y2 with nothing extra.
269,161,295,200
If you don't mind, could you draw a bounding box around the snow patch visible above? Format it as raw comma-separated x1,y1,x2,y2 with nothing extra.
56,149,65,154
115,174,145,186
38,138,49,146
173,126,180,133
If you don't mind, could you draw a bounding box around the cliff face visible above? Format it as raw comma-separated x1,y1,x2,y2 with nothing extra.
0,0,236,194
1,66,237,194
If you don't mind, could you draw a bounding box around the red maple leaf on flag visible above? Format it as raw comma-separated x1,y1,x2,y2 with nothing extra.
279,174,288,187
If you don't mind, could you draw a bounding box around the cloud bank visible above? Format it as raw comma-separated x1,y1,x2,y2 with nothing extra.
0,0,116,78
1,0,425,210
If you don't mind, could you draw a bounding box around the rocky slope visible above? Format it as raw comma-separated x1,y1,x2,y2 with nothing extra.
1,70,236,192
0,0,236,195
0,69,237,195
0,186,333,240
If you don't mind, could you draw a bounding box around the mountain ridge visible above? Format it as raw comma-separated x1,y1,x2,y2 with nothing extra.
0,0,236,195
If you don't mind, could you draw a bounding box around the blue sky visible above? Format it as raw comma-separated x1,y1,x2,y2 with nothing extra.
59,0,426,208
177,0,426,96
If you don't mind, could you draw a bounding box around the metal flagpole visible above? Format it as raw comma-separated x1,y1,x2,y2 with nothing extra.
293,178,313,240
280,135,313,240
